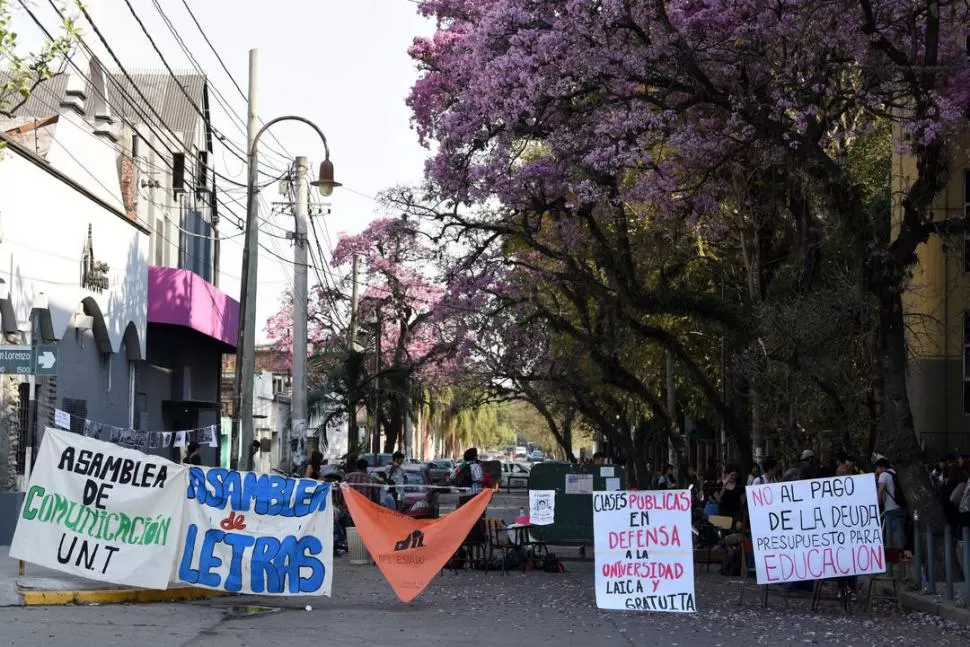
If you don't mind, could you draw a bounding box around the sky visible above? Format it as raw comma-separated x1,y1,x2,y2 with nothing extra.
13,0,434,343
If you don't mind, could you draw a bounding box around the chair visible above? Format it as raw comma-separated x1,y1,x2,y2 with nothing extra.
810,578,852,613
452,515,488,574
865,548,905,612
486,517,515,575
708,515,735,572
737,539,768,606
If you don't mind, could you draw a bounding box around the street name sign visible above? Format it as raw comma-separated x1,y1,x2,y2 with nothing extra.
0,345,60,375
0,346,35,374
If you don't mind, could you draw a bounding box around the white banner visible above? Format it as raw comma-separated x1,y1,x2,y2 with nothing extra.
9,428,187,589
745,475,885,584
176,466,334,596
529,490,555,525
592,490,695,612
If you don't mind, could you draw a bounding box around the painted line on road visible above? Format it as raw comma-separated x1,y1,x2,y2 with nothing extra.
20,586,233,606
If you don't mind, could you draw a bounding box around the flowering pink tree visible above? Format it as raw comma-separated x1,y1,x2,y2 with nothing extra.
331,217,468,453
407,0,970,471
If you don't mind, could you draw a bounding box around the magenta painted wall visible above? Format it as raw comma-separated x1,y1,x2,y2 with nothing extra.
146,266,239,347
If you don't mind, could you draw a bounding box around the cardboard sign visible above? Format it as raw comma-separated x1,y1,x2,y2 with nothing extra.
9,428,187,589
342,484,493,603
592,490,695,612
176,467,334,596
745,475,885,584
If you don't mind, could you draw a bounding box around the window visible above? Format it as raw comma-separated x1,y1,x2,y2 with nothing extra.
964,171,970,272
61,397,88,435
196,151,209,195
272,374,291,394
154,218,164,265
180,208,213,282
965,312,970,414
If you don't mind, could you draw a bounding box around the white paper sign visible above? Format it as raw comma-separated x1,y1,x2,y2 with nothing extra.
601,467,615,477
206,426,218,448
176,466,334,596
593,490,695,612
54,409,71,430
605,477,621,491
529,490,555,525
565,473,593,494
745,475,885,584
9,428,188,589
174,431,186,448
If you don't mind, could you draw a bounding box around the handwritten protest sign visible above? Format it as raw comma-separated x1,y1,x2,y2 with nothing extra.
176,467,334,596
529,490,555,525
9,428,187,589
745,475,885,584
592,490,695,612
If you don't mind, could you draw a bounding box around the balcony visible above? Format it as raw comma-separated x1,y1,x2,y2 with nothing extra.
147,266,239,349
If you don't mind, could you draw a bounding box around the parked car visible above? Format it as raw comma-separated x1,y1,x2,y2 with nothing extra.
357,453,394,468
367,465,439,518
500,461,531,489
426,459,455,485
528,450,545,463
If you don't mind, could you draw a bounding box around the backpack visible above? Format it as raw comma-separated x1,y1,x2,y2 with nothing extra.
540,553,565,573
886,469,908,509
452,463,473,489
959,478,970,514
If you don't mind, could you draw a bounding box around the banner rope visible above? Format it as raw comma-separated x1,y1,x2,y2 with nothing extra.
51,408,218,450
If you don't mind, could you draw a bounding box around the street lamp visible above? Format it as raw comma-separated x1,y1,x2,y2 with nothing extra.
232,115,338,472
313,158,340,196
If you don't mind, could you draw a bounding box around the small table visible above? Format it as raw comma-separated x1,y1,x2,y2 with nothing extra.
505,523,548,556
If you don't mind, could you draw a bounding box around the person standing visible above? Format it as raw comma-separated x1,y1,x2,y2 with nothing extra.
455,447,484,507
796,449,820,480
752,457,779,485
184,441,202,465
874,457,907,549
715,465,745,520
344,458,379,503
305,451,325,480
386,451,407,507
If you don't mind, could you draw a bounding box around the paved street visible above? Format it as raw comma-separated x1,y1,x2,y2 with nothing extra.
2,563,969,646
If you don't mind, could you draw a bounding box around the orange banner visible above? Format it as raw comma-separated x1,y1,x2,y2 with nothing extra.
341,484,494,603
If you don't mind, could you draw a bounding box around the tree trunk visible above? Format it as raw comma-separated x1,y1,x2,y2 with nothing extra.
383,401,403,453
876,287,944,528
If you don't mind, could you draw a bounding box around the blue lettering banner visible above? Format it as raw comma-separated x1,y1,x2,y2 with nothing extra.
175,467,333,596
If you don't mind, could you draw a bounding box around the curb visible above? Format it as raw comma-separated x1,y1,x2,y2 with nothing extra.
898,590,970,625
19,586,234,606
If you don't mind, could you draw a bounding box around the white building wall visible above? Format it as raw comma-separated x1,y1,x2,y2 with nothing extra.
0,125,148,354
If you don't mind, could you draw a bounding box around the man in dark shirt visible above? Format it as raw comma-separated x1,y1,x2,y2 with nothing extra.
796,449,819,480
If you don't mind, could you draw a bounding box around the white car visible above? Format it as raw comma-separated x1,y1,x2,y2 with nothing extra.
500,461,531,489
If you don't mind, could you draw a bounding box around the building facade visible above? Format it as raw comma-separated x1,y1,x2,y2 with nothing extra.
0,51,238,487
0,55,148,492
895,137,970,455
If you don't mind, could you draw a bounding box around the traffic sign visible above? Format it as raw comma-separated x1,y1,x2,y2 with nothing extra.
0,346,35,374
35,344,58,376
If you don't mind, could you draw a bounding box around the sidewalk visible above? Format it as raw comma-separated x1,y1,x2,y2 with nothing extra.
1,547,231,606
898,586,970,625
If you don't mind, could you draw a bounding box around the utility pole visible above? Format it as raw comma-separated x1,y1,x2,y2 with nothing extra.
404,374,413,458
373,310,382,454
232,48,259,471
719,271,728,478
349,255,360,348
347,254,360,451
290,157,309,472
